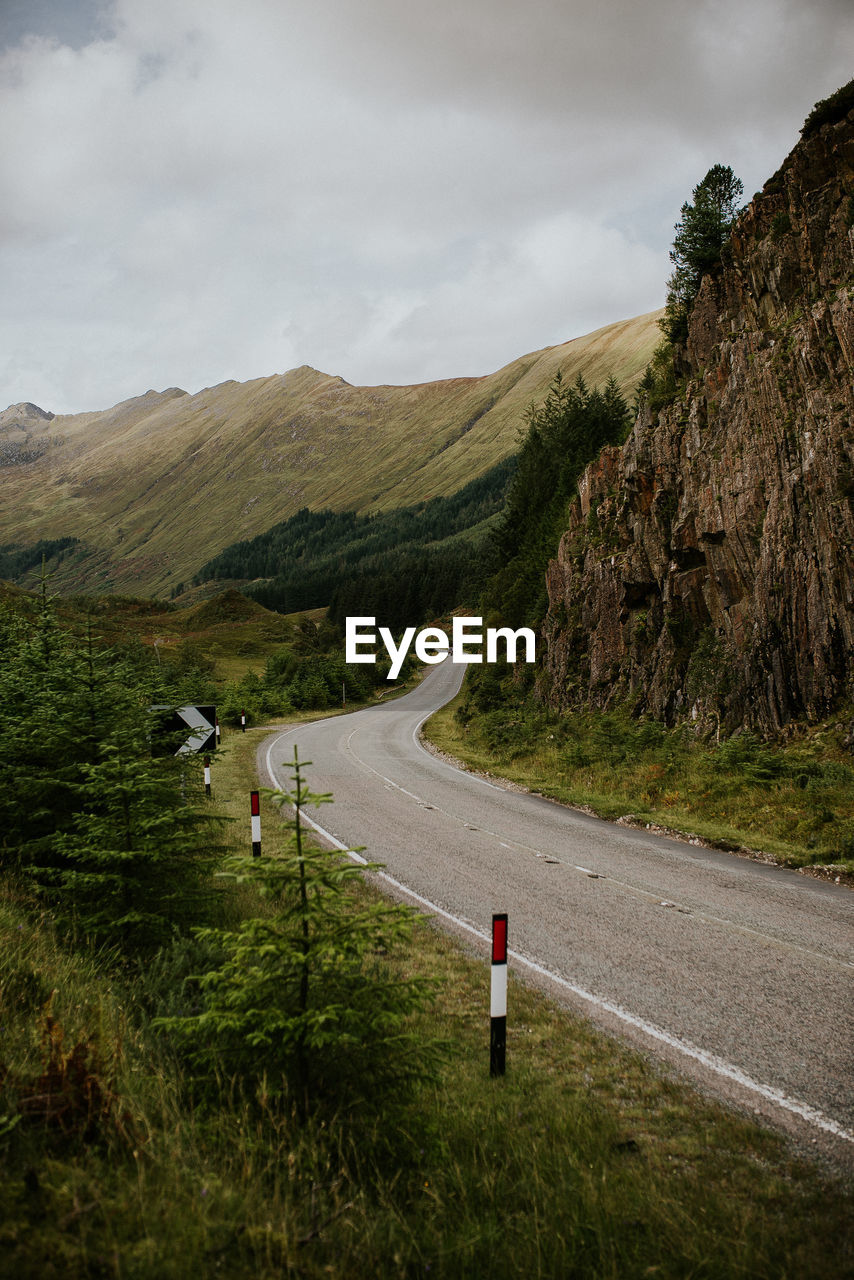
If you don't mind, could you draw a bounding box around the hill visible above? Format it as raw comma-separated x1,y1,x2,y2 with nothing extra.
0,311,660,597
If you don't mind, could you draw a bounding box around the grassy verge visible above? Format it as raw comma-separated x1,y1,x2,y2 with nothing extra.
1,725,853,1278
425,690,854,879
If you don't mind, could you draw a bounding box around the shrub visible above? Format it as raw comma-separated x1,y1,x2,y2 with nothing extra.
800,78,854,139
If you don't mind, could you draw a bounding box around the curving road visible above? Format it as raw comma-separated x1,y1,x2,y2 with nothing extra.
260,659,854,1166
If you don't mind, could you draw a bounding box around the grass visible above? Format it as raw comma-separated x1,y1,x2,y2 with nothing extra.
61,589,306,678
428,691,854,878
1,720,853,1276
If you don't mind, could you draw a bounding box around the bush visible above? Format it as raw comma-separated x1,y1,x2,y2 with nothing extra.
801,78,854,139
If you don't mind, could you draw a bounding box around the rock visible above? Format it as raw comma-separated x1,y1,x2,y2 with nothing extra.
542,107,854,735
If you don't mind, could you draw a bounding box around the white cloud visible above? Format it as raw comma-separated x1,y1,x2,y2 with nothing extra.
0,0,852,411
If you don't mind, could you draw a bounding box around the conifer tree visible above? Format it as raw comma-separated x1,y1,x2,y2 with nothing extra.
53,724,218,955
661,164,743,343
0,586,94,871
0,584,221,953
156,750,439,1121
486,371,631,627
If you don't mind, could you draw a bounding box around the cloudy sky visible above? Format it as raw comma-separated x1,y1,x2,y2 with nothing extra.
1,0,851,414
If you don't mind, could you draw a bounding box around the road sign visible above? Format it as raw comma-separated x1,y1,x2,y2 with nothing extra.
150,705,216,755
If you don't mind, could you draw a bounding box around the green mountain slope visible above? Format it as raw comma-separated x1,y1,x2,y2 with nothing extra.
0,311,661,597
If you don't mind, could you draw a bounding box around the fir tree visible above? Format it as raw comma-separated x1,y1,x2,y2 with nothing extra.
486,372,631,628
0,584,221,953
155,750,440,1121
661,164,744,343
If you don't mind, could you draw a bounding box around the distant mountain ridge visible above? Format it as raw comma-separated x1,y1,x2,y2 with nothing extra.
0,312,660,596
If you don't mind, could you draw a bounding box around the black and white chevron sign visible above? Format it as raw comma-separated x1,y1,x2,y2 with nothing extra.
151,705,217,755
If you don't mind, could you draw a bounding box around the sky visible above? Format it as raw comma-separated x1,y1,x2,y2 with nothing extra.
0,0,851,415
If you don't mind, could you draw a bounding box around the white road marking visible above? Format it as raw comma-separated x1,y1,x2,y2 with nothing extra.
263,726,854,1146
341,721,854,972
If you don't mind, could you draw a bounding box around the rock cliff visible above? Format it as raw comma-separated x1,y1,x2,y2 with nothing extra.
542,103,854,735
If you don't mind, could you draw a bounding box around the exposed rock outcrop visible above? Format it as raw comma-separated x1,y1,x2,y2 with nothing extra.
542,106,854,735
0,402,57,465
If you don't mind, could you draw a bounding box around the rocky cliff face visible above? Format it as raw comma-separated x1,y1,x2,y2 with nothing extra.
542,107,854,735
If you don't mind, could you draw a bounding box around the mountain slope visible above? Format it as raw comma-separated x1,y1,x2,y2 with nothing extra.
0,312,660,596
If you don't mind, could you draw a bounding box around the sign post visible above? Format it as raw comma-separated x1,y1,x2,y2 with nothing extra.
490,913,508,1077
250,790,261,857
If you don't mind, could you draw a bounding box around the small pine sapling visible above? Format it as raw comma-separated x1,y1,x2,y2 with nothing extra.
155,749,441,1122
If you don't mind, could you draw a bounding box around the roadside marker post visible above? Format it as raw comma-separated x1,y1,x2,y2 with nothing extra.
250,790,261,856
216,717,221,746
204,755,211,797
241,711,246,733
490,912,508,1077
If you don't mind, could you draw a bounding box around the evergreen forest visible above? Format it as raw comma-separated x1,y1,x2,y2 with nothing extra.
196,371,633,640
195,457,515,630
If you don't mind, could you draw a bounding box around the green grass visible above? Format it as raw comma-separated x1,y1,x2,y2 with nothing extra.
428,692,854,878
53,588,331,688
2,722,853,1276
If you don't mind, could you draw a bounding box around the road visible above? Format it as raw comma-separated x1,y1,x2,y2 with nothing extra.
260,659,854,1166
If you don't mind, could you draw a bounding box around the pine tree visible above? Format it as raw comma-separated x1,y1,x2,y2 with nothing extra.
0,585,221,953
486,371,631,627
0,586,96,873
155,750,439,1121
53,726,219,955
661,164,744,343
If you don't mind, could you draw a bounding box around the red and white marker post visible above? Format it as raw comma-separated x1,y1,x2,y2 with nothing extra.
203,755,211,797
240,710,246,733
490,912,508,1077
250,790,261,856
215,717,221,746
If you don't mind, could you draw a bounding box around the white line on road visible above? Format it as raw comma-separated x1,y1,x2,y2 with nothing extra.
345,719,854,972
263,725,854,1146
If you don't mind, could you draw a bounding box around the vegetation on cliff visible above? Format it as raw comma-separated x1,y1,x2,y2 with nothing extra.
539,87,854,737
801,76,854,138
484,373,631,628
660,163,744,345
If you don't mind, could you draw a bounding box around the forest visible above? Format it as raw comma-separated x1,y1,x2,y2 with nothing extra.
195,456,515,629
196,373,634,640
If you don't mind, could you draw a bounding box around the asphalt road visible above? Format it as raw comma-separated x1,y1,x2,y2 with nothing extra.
260,659,854,1166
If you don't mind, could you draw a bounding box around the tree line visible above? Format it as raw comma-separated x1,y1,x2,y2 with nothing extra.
194,457,516,626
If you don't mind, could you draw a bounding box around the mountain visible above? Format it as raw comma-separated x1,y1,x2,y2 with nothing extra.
0,312,660,597
542,94,854,734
